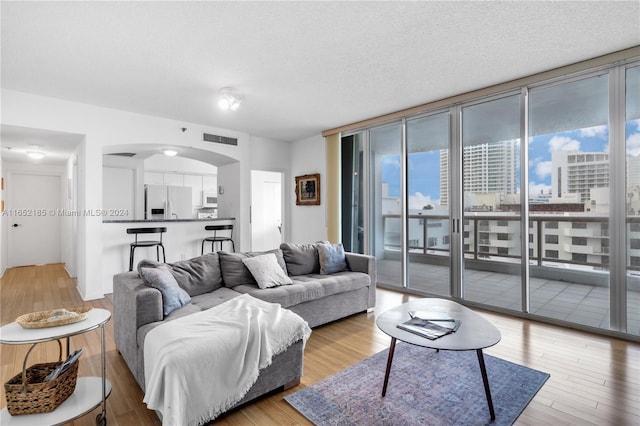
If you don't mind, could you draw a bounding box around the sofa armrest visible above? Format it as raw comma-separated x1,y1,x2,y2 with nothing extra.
345,252,377,309
113,271,163,371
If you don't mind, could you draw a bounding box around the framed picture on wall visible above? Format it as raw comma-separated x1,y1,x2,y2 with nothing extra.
295,173,320,205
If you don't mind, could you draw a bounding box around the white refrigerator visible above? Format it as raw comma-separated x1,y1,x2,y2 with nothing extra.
145,185,193,219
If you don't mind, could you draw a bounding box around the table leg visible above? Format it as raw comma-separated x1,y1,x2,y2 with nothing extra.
476,349,495,420
381,337,397,397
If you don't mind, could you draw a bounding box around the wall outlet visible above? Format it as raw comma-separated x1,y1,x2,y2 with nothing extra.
180,253,186,260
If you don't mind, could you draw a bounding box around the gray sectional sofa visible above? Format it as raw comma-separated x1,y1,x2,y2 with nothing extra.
113,242,376,414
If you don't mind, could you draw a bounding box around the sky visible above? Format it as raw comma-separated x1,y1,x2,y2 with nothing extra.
382,120,640,210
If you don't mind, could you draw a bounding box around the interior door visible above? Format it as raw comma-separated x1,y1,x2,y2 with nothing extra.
8,173,62,267
251,171,283,251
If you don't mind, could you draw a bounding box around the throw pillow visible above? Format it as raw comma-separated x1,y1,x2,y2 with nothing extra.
317,242,348,275
242,253,293,289
218,249,288,288
137,255,223,297
139,265,191,316
279,242,321,275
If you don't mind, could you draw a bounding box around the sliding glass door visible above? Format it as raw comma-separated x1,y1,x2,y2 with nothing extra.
339,58,639,338
406,112,451,296
528,74,611,328
461,94,523,310
369,124,403,288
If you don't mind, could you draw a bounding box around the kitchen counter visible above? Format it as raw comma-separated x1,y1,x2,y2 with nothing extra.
103,217,235,223
101,218,236,294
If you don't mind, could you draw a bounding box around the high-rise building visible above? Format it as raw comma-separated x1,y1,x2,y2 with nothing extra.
440,140,519,207
552,150,609,202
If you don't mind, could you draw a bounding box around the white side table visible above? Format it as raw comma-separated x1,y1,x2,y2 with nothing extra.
0,308,112,426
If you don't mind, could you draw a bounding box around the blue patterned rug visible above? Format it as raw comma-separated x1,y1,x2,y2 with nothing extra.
285,342,549,425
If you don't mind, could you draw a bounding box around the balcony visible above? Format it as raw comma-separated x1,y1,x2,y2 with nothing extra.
378,213,640,336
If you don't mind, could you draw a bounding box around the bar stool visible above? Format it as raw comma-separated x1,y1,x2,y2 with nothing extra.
127,227,167,271
201,224,235,254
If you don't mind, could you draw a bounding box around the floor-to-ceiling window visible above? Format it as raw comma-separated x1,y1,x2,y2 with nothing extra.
339,55,639,338
626,65,640,336
406,112,451,295
461,94,522,310
369,123,403,288
528,73,611,329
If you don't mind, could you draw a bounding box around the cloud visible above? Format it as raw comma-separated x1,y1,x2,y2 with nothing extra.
548,136,580,152
408,192,439,210
627,132,640,157
579,125,607,138
529,182,551,196
382,157,401,168
535,161,552,179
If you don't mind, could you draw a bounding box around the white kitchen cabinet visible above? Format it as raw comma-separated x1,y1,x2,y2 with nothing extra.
203,175,217,194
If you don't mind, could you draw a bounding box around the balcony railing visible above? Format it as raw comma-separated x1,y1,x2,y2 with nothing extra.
381,213,640,271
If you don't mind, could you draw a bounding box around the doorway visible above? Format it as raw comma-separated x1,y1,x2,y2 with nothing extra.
7,172,62,267
250,170,284,251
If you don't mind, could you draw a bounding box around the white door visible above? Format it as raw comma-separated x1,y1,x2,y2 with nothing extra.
8,173,62,267
251,171,283,251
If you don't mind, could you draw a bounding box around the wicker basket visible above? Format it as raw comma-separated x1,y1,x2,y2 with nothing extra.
16,306,92,329
4,340,79,415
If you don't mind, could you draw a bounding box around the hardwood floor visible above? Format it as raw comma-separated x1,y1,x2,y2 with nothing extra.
1,264,638,425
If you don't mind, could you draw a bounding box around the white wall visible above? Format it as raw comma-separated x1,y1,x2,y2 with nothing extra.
289,134,327,243
249,136,292,242
1,89,294,299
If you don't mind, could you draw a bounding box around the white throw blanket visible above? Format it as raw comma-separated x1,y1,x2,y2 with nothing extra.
143,294,312,426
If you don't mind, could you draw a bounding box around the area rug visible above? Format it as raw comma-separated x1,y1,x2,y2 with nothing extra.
285,342,549,426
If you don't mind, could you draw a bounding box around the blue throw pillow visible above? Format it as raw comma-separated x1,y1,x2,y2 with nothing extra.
317,243,348,275
140,265,191,316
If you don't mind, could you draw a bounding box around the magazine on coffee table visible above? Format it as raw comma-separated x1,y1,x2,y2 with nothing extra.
397,313,462,340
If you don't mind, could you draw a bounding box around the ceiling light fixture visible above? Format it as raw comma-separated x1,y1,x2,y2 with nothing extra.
163,149,178,157
218,87,242,111
27,151,46,160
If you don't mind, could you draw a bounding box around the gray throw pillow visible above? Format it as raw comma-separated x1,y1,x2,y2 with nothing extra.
242,253,293,289
280,242,321,276
167,253,223,296
137,254,223,297
218,249,288,288
139,265,191,316
317,242,348,274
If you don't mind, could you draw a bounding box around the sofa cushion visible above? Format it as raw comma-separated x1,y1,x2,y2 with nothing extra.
139,264,191,316
231,271,370,308
242,253,293,289
137,253,223,297
280,242,321,276
218,249,288,288
317,242,348,274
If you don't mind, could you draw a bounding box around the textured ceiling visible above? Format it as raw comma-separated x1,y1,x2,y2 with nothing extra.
1,1,639,151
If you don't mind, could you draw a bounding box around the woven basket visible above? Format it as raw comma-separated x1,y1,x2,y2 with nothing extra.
16,306,92,329
4,340,79,415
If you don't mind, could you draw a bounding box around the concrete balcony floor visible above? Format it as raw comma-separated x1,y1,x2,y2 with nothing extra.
377,258,640,336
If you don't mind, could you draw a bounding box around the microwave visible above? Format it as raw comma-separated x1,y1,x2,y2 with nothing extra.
202,192,218,207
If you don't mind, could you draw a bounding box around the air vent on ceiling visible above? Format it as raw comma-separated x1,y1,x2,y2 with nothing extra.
203,133,238,146
107,152,137,157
